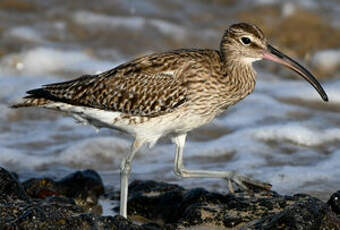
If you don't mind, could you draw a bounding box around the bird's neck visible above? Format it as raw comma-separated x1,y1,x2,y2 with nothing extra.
224,57,256,85
219,56,257,106
220,49,257,83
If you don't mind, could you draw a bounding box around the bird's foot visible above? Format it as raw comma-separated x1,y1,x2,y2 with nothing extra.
226,172,271,193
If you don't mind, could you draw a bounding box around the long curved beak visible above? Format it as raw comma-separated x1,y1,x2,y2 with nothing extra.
263,44,328,102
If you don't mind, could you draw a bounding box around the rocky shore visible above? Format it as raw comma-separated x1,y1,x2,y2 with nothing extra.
0,167,339,230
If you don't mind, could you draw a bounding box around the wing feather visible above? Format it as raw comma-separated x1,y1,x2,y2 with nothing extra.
19,52,193,117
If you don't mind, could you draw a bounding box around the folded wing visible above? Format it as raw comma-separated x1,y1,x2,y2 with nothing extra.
12,52,192,117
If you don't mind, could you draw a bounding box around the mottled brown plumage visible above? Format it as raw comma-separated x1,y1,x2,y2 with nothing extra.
13,24,262,119
12,23,328,218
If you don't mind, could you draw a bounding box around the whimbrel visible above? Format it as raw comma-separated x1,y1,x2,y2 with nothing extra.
12,23,328,218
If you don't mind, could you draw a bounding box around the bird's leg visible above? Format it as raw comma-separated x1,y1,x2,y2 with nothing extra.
120,139,143,218
172,134,271,192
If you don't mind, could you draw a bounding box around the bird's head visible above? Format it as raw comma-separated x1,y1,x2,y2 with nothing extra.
220,22,328,102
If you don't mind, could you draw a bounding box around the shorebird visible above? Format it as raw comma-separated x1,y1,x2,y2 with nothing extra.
12,23,328,218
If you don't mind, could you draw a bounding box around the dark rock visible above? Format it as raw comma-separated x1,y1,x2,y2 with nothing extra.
127,180,185,223
129,180,184,194
328,190,340,215
142,222,176,230
123,180,340,229
248,196,331,229
141,222,163,230
0,167,29,201
23,177,59,198
107,215,142,230
0,167,146,230
0,189,85,229
57,169,104,212
1,167,339,229
22,169,104,213
58,169,104,198
10,171,19,180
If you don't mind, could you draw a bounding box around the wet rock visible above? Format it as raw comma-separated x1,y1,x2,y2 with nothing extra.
23,177,59,198
22,169,104,213
126,180,185,223
58,169,104,211
0,167,29,201
328,191,340,215
248,194,331,229
0,167,149,230
124,180,340,229
1,167,339,229
0,167,84,229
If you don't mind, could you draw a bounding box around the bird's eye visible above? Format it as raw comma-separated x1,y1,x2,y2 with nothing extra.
241,37,251,45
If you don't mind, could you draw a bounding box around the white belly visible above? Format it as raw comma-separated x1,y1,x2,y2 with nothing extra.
43,102,214,147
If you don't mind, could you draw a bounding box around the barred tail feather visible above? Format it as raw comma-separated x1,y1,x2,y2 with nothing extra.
11,96,51,108
11,87,56,108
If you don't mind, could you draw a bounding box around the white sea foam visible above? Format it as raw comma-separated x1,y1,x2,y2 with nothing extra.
0,147,54,170
0,47,116,76
248,0,318,9
311,49,340,73
6,26,43,42
148,19,187,40
73,11,188,40
253,124,340,146
74,12,145,30
57,137,131,170
263,150,340,192
257,78,340,103
217,92,301,129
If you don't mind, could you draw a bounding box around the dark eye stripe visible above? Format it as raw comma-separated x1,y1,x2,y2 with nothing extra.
250,42,261,50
